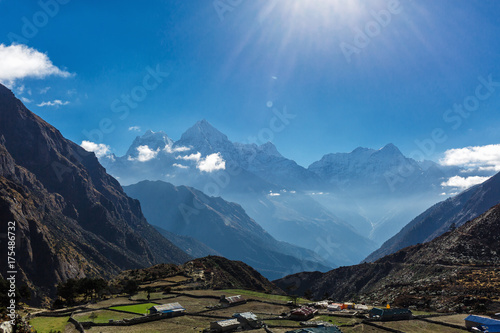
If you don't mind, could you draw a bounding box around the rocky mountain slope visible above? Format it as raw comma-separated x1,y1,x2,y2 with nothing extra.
365,171,500,262
124,180,332,280
275,203,500,312
0,84,190,305
114,256,282,294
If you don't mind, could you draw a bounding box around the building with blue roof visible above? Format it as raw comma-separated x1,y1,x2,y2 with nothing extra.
465,315,500,332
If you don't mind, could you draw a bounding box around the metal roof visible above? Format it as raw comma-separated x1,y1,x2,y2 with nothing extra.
215,318,240,327
466,315,500,327
149,302,185,312
223,295,245,303
291,307,318,316
233,312,258,321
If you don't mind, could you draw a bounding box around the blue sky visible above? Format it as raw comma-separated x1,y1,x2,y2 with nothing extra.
1,0,500,168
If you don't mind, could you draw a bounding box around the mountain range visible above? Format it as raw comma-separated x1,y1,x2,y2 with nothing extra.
0,84,190,305
123,180,332,280
101,120,475,262
275,202,500,312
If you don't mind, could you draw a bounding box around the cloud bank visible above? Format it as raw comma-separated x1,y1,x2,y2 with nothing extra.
81,141,111,158
37,100,69,107
197,153,226,172
0,44,72,86
440,144,500,172
128,145,159,162
164,144,191,154
441,175,490,190
176,152,226,172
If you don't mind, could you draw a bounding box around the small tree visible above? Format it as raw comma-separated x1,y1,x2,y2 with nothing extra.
145,286,153,301
285,283,299,306
57,278,78,305
303,289,313,301
288,295,299,306
123,279,139,296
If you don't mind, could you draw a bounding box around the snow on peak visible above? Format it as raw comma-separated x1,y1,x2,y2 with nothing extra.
126,130,173,157
259,142,282,157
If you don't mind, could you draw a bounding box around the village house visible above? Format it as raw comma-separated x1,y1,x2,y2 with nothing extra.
219,295,246,307
368,307,412,321
233,312,260,328
210,318,240,332
354,304,369,311
465,315,500,332
290,306,318,321
314,301,329,309
148,302,185,317
328,303,343,311
341,303,355,310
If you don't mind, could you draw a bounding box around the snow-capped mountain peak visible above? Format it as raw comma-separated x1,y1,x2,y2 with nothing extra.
126,130,173,157
259,142,283,158
179,119,229,144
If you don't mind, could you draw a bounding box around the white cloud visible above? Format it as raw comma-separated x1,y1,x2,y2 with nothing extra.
164,144,191,154
440,144,500,172
37,100,70,107
128,126,141,132
173,163,189,169
176,152,201,161
268,192,281,196
175,152,226,172
39,87,51,94
197,153,226,172
16,84,25,94
0,44,72,86
441,175,491,190
135,145,159,162
21,97,32,104
81,141,111,158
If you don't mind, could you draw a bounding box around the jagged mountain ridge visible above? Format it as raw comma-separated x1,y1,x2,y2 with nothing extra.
124,180,333,280
365,170,500,262
0,84,190,304
308,143,450,191
274,203,500,312
107,119,323,192
102,119,485,261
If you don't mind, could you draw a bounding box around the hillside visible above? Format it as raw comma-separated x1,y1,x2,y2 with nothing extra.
124,180,332,280
275,203,500,312
365,171,500,262
0,84,190,305
114,256,282,294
